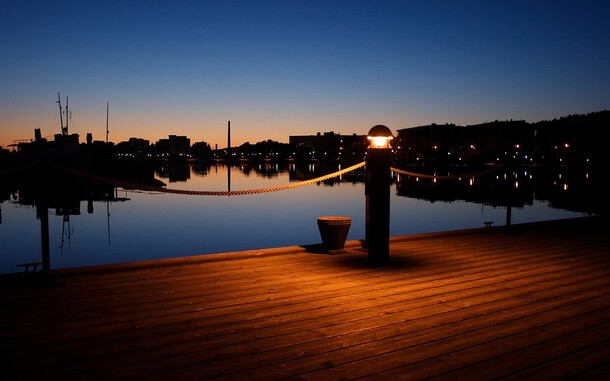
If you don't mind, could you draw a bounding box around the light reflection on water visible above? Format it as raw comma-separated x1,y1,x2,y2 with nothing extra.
0,163,588,274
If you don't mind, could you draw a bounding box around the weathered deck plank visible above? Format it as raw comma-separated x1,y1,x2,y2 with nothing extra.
1,216,609,380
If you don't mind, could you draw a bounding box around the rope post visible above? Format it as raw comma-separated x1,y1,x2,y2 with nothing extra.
365,125,394,265
37,162,51,283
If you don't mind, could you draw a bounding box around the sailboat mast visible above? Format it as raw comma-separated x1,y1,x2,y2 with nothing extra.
106,101,109,143
65,95,69,135
57,92,64,134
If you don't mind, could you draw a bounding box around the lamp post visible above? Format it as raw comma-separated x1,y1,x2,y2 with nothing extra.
365,125,394,265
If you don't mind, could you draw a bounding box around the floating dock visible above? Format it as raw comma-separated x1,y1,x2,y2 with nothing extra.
1,216,609,379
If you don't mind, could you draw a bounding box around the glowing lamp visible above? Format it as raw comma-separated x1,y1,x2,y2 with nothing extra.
367,125,394,149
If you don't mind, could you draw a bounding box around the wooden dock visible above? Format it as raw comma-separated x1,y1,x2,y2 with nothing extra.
1,216,610,380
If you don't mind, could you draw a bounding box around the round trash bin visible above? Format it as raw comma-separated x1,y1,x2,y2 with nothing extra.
317,216,352,250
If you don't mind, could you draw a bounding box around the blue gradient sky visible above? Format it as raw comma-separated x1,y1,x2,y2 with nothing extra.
2,0,609,149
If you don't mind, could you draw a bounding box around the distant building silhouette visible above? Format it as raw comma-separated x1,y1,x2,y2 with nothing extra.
155,135,190,158
396,112,609,167
6,110,608,168
289,131,367,162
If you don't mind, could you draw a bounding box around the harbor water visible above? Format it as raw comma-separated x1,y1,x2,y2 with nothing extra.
0,162,594,274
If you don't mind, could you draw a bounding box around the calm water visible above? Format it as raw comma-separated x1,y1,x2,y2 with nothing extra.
0,163,591,274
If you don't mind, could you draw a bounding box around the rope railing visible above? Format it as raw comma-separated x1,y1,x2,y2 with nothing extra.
48,161,367,196
4,160,512,196
390,165,508,180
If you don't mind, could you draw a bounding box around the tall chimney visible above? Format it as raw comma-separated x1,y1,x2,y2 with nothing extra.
228,120,231,149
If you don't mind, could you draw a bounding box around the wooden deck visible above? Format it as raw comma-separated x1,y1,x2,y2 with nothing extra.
1,216,610,380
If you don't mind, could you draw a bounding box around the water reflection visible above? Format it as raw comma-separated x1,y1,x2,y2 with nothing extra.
0,162,602,274
395,168,533,208
393,165,606,215
1,164,132,277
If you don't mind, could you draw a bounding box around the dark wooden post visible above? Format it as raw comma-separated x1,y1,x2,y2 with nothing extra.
38,162,51,283
365,125,394,265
